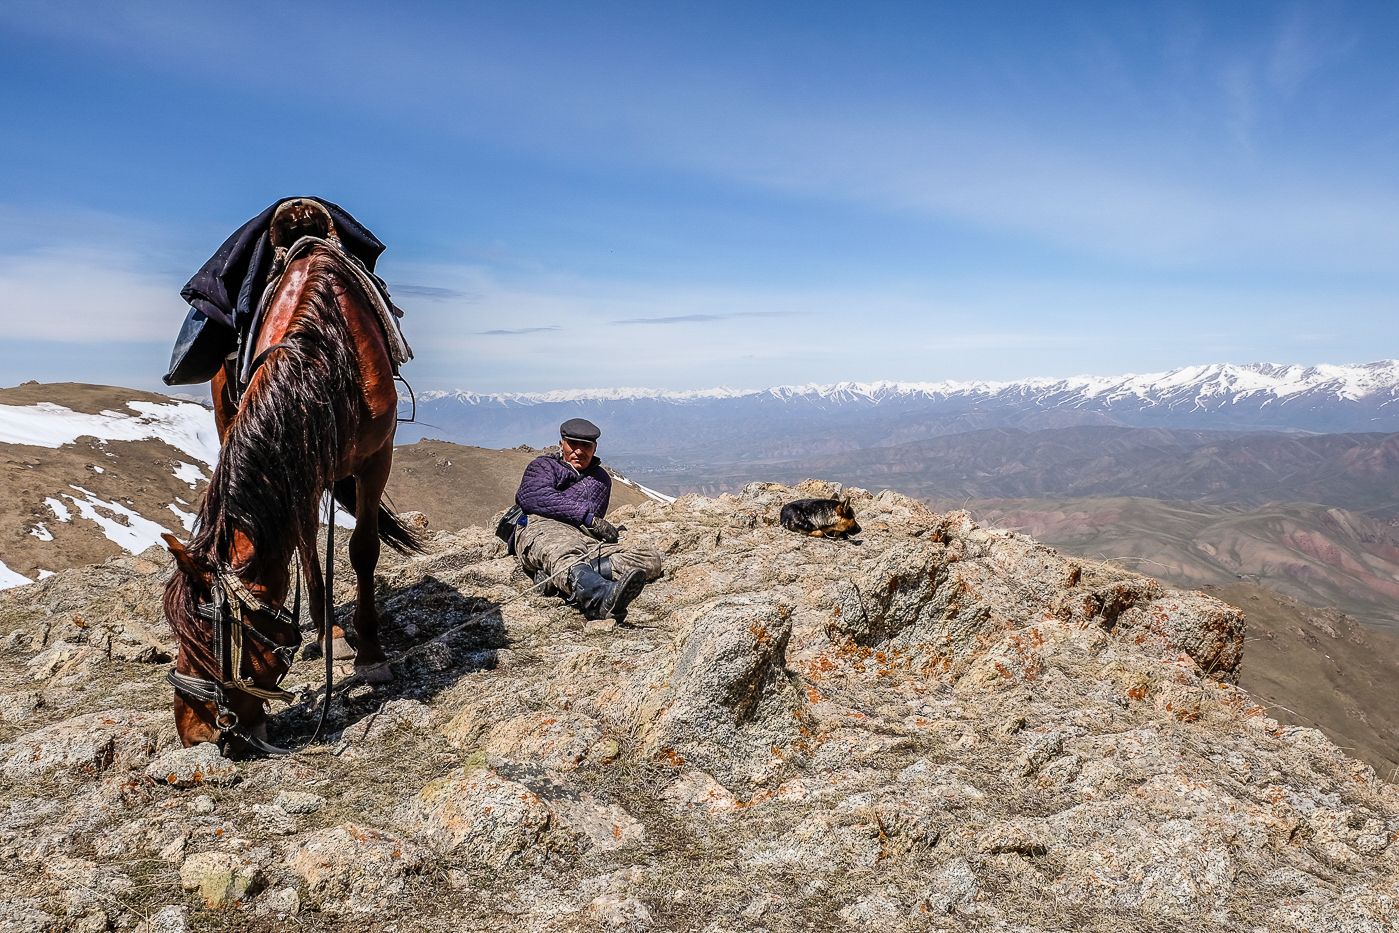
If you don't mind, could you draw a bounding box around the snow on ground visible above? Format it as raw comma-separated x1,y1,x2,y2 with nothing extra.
28,523,52,541
0,400,219,466
171,461,207,487
612,473,677,504
62,485,178,555
0,559,31,590
167,502,196,532
44,497,71,522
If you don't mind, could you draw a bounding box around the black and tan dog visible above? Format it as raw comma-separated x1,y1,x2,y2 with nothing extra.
780,497,861,538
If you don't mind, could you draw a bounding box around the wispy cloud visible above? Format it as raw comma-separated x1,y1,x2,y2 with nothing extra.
391,284,474,301
612,311,805,325
480,326,563,335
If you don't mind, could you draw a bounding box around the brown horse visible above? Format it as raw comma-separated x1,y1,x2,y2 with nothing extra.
163,233,420,752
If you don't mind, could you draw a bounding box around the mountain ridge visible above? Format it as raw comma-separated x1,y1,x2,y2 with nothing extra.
407,360,1399,461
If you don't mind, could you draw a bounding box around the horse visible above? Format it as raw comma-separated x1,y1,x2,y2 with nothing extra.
163,206,421,753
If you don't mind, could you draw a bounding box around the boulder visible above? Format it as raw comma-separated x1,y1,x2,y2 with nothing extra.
179,851,260,905
144,743,239,787
607,596,806,784
0,708,164,780
285,823,429,912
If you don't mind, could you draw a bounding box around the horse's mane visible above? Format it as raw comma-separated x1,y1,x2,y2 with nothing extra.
191,247,368,581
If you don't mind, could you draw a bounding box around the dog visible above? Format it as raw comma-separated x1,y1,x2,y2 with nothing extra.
780,497,861,538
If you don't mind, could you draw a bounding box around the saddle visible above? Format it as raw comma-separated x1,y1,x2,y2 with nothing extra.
163,198,412,390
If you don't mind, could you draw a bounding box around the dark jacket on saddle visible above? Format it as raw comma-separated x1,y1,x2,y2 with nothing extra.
515,452,612,527
164,197,387,386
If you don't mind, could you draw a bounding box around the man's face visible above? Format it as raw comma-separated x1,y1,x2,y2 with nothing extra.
560,437,596,470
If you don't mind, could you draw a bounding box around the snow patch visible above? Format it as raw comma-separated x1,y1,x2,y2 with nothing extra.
0,400,220,465
36,570,54,580
0,559,32,590
29,522,52,541
167,502,197,532
636,482,677,504
63,485,177,555
45,497,71,522
171,461,206,487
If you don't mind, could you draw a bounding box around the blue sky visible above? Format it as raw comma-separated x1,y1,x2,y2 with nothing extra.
2,0,1398,394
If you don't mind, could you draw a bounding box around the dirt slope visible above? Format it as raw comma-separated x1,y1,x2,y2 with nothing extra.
385,440,652,533
1212,583,1399,781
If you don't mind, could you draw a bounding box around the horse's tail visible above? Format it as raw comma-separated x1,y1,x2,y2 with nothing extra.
332,477,426,554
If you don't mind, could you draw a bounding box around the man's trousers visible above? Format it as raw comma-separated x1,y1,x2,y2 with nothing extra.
514,516,663,596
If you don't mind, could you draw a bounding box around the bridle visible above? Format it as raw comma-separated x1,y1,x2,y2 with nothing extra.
167,506,338,756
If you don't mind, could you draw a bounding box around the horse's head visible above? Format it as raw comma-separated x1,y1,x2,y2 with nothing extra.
162,533,302,755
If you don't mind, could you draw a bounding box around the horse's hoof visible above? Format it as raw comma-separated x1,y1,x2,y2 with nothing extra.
356,662,393,684
332,637,356,660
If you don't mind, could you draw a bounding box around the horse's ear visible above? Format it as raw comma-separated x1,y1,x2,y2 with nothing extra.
163,534,210,585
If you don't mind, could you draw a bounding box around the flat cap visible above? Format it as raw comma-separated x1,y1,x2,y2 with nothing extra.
560,418,601,443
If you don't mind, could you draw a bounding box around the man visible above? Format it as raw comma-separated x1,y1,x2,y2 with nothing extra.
510,418,662,621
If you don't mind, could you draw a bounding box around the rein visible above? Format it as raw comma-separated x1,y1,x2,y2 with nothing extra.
167,498,338,756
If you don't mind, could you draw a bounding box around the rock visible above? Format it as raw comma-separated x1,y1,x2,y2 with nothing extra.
337,698,433,744
285,823,429,912
662,770,738,818
913,857,980,915
611,596,806,784
401,766,563,868
253,804,297,835
133,905,188,933
179,851,260,905
0,708,164,780
1,481,1396,933
838,893,903,923
27,640,103,679
253,887,301,918
1113,591,1246,683
1014,730,1066,777
0,690,43,723
588,893,651,928
144,743,239,787
483,711,605,772
978,818,1049,856
274,790,324,814
0,902,57,933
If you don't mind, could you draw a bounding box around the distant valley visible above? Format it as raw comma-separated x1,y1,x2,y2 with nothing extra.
950,497,1399,638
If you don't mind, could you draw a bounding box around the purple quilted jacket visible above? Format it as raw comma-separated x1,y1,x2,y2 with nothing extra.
514,452,612,526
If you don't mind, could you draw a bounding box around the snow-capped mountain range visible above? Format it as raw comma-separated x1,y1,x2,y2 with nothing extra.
408,361,1399,468
422,360,1399,408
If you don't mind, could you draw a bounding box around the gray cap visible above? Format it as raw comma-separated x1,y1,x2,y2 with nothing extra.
560,418,601,443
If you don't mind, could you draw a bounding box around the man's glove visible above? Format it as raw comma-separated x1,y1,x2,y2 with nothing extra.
585,514,620,544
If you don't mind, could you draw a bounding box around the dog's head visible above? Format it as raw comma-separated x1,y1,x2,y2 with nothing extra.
831,498,861,537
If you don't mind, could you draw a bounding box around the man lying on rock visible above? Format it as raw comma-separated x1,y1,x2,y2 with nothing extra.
509,418,662,622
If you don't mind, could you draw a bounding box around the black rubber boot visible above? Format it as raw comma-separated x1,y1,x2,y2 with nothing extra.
567,563,646,622
587,556,613,580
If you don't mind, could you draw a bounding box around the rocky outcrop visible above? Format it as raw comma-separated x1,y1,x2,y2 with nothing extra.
0,482,1393,931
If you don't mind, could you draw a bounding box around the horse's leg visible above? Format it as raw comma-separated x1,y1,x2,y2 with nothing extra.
174,694,220,747
302,516,355,659
348,446,393,682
